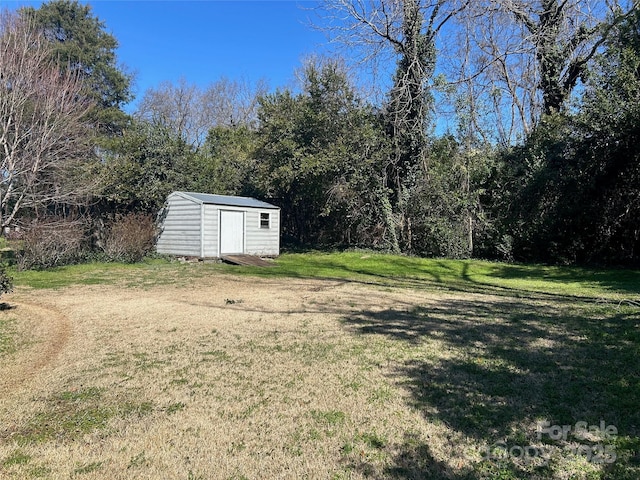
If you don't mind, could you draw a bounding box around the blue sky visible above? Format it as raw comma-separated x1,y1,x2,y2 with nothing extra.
4,1,329,110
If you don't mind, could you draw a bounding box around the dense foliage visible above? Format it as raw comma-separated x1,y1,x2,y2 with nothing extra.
2,0,639,267
0,264,12,299
488,7,640,265
254,61,389,247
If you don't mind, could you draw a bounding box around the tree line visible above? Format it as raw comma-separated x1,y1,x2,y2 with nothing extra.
1,0,639,267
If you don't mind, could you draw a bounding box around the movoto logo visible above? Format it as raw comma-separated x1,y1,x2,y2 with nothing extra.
465,420,618,466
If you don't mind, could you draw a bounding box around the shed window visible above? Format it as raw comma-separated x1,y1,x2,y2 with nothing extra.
260,212,270,229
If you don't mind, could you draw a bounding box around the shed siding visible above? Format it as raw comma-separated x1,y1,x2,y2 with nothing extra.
202,204,219,257
156,191,280,258
245,209,280,256
156,194,202,257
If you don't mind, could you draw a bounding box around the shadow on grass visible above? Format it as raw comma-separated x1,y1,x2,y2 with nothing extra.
342,296,640,479
485,263,640,297
348,431,469,479
241,254,640,304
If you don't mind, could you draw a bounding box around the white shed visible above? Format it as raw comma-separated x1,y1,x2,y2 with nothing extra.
156,191,280,258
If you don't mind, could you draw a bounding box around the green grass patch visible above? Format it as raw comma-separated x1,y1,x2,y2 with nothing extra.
11,252,639,301
26,465,51,478
201,349,231,361
132,352,168,371
164,402,186,415
5,387,153,445
11,258,176,289
10,257,222,289
0,315,17,357
127,451,148,469
2,450,32,467
233,251,640,300
357,431,387,449
310,410,347,427
73,461,104,475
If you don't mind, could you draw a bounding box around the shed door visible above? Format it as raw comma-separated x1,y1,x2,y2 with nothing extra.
220,210,244,255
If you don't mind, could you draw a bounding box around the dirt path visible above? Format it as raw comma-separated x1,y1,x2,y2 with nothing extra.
0,299,71,401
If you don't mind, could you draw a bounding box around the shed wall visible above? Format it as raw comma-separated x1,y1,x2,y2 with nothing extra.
156,192,280,258
201,204,219,257
156,194,202,257
245,209,280,256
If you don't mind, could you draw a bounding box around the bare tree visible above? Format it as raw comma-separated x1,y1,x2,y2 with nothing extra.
0,12,94,230
201,77,267,129
318,0,468,104
135,78,200,146
451,0,638,145
503,0,634,115
136,77,267,148
318,0,469,251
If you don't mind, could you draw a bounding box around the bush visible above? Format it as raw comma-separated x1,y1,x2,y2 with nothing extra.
0,263,13,299
17,218,90,270
101,213,156,263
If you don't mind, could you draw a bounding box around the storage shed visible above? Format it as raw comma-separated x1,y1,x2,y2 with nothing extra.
156,191,280,258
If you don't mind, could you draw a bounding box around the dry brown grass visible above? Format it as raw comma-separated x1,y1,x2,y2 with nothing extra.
0,273,635,479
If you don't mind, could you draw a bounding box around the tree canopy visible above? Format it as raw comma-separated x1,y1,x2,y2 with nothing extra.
2,0,639,267
20,0,132,133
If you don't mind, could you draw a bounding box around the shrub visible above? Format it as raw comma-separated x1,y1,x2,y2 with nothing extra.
101,213,156,263
17,217,90,270
0,263,13,299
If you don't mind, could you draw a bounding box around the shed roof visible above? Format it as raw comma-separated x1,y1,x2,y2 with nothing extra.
175,191,279,210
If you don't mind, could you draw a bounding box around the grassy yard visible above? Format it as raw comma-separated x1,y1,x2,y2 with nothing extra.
0,252,638,479
12,252,640,300
234,251,640,299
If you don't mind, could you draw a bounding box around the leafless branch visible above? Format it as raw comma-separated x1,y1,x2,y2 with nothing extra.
0,12,95,229
136,77,267,148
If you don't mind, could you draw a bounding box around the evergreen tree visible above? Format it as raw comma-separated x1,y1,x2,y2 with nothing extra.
21,0,133,134
254,60,389,247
